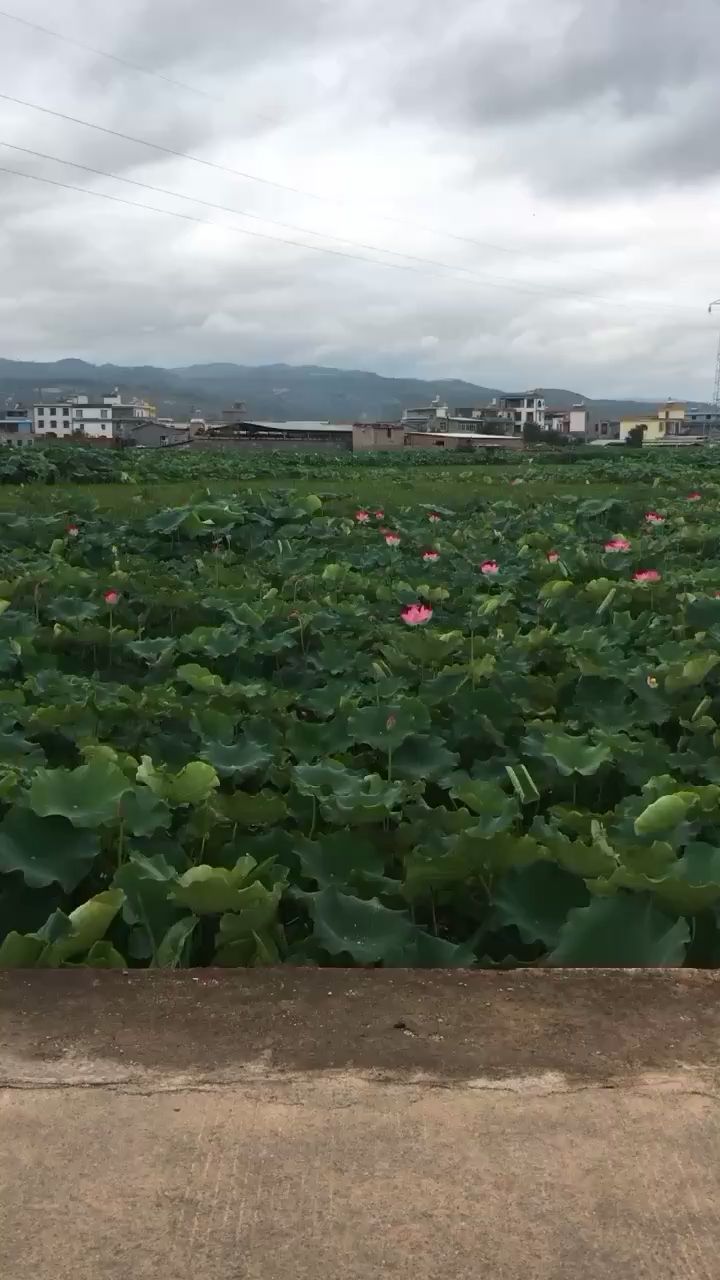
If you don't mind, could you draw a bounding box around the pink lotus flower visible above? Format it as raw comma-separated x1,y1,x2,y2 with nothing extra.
66,523,79,537
355,509,370,523
422,549,440,562
546,550,559,563
401,602,433,626
374,510,384,519
428,512,441,523
480,559,499,575
645,512,665,525
604,537,631,553
633,569,661,583
386,713,397,730
385,532,401,547
687,492,701,501
103,589,120,606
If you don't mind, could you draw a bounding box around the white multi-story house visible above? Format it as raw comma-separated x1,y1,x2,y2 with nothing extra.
33,391,152,439
499,391,545,433
400,396,512,434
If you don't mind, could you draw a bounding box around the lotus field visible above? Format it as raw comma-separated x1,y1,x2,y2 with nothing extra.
3,471,720,969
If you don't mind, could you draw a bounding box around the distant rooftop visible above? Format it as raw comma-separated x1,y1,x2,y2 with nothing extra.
242,420,353,434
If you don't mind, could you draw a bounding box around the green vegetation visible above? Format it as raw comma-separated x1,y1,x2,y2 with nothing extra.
1,445,720,969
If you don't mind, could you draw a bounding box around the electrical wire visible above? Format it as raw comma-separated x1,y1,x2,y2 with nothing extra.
0,87,674,290
1,138,678,310
0,7,218,106
0,140,554,281
0,154,703,317
0,161,496,282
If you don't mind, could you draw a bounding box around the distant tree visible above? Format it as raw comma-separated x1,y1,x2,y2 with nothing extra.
522,423,571,447
522,421,545,444
626,425,645,447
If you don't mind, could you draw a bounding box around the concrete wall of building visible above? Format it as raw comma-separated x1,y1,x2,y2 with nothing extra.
352,425,405,452
33,406,73,434
405,432,463,451
405,432,524,451
569,406,588,436
586,419,620,441
619,415,663,442
191,437,351,453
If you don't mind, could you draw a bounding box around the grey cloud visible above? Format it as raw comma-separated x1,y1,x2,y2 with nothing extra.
115,0,334,74
390,0,720,191
0,0,716,398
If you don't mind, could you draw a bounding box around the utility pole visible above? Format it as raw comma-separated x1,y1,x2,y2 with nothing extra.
709,300,720,410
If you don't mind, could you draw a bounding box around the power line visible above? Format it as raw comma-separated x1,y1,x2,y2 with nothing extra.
0,7,222,109
0,87,669,290
0,155,696,315
0,88,375,210
0,161,498,283
1,138,667,308
0,139,550,283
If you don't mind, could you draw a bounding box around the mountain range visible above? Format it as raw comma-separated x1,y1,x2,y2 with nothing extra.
0,358,703,423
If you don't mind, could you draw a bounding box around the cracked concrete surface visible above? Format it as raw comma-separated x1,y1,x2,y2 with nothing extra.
1,971,720,1278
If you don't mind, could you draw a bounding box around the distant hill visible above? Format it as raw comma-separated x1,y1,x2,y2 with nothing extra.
0,358,705,422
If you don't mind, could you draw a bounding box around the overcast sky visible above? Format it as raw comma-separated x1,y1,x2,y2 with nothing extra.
0,0,718,397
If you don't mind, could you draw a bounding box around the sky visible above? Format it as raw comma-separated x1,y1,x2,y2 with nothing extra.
0,0,718,398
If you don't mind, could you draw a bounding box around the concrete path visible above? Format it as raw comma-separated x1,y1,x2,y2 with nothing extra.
1,969,719,1279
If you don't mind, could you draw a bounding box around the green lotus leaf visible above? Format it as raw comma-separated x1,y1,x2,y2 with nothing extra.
321,774,405,825
302,887,415,963
41,890,125,964
83,941,127,969
28,760,133,827
285,716,351,761
118,787,171,837
294,831,385,889
598,842,720,913
347,698,431,751
492,860,590,946
47,596,100,622
524,729,611,777
383,929,477,967
169,857,261,914
136,756,220,806
213,884,283,946
215,790,287,827
449,780,518,833
126,637,177,664
391,735,460,781
154,917,198,968
634,794,689,836
547,895,689,966
176,663,228,693
199,735,274,780
292,760,357,796
404,832,543,897
0,931,46,967
114,853,182,961
665,653,720,692
0,808,99,891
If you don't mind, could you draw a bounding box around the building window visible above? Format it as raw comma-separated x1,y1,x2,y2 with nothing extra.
50,407,57,416
101,409,109,419
386,427,392,438
75,409,83,419
601,423,608,436
63,407,69,417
